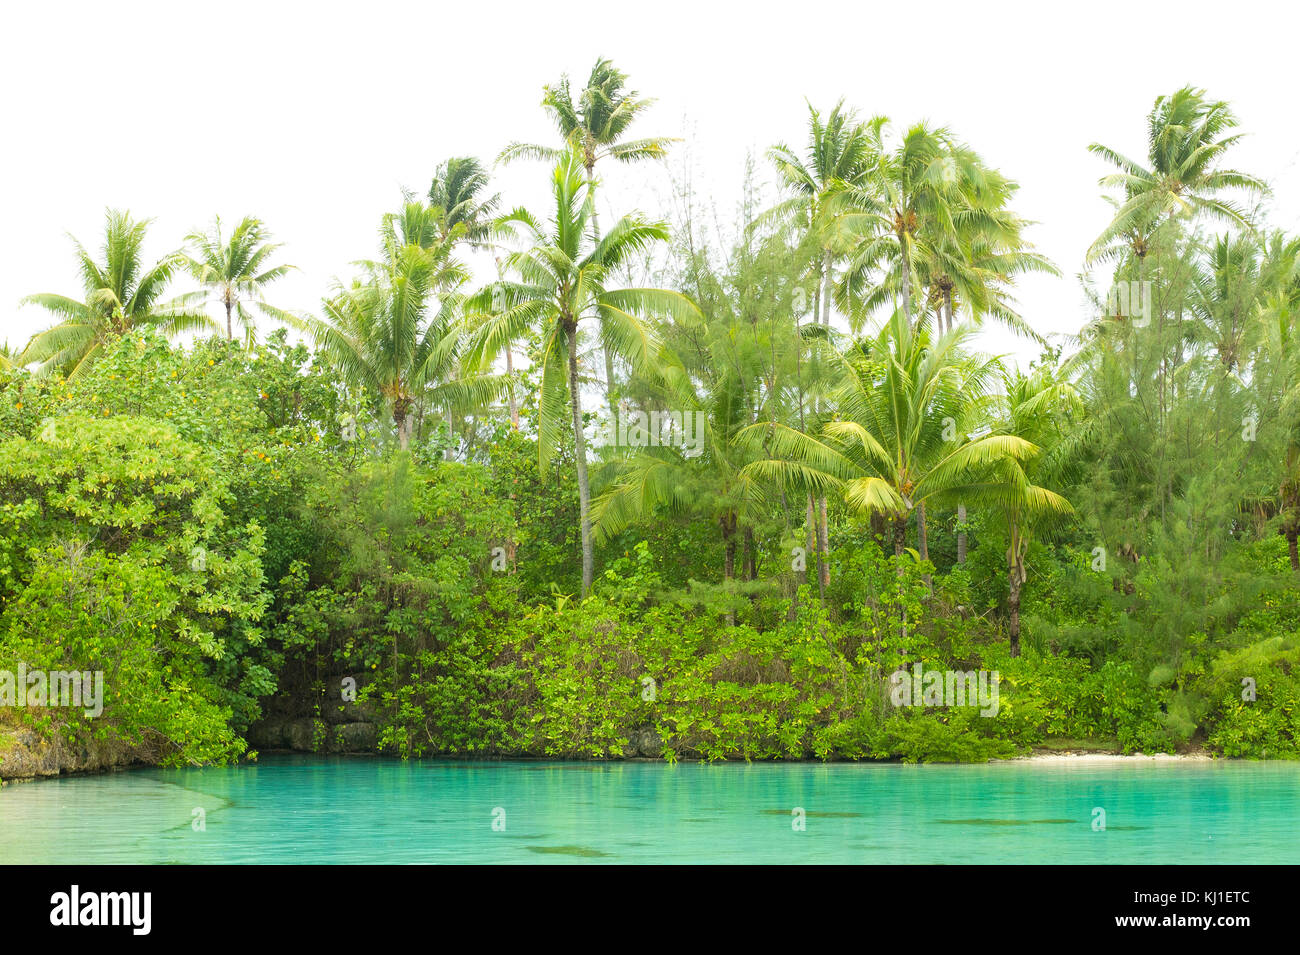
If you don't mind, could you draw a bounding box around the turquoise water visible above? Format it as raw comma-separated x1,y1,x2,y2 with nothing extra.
2,756,1298,864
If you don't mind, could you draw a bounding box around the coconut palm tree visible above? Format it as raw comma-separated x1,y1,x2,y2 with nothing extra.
740,310,1035,566
500,58,676,179
299,202,496,450
1187,232,1269,374
591,348,765,581
926,207,1058,337
428,156,501,246
463,148,698,596
919,169,1059,561
500,57,677,418
591,234,792,580
963,367,1079,655
183,215,296,343
21,209,214,378
1086,86,1265,267
767,100,878,329
835,121,977,333
831,143,1049,345
765,100,879,587
832,132,1056,561
427,156,520,428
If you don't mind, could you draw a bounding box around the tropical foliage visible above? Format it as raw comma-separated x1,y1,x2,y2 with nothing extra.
6,71,1300,770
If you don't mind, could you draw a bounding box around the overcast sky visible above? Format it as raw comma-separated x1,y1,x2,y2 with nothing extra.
4,0,1298,369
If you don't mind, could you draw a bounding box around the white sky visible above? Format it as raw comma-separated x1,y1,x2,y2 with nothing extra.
4,0,1299,369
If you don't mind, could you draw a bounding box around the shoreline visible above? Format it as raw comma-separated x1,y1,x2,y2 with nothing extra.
3,748,1242,784
998,750,1215,764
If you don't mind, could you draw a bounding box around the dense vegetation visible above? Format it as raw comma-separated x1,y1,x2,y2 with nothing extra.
4,65,1300,767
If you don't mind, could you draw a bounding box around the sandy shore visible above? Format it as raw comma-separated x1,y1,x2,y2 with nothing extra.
998,751,1214,763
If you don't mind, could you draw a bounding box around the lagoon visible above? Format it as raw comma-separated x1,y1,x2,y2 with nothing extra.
2,756,1297,864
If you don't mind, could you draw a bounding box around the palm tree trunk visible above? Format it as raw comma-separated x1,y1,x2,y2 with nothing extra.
1008,566,1023,658
1008,536,1025,657
723,513,736,580
780,489,799,621
944,286,968,565
225,300,234,341
917,501,933,589
506,347,519,431
567,327,594,596
1282,466,1298,572
892,515,907,558
817,497,830,589
820,249,832,326
805,496,816,585
899,241,913,329
793,306,811,591
956,502,968,564
817,248,833,588
721,514,738,626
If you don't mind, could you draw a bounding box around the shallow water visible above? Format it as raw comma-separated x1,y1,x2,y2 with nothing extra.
2,755,1297,863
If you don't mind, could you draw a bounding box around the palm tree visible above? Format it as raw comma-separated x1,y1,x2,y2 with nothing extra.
184,215,296,343
835,121,975,333
740,310,1035,566
591,348,764,582
428,156,501,246
500,57,677,418
963,367,1078,656
1087,86,1265,268
833,130,1057,562
591,231,792,580
766,100,878,587
463,148,698,596
926,205,1058,338
428,156,519,429
767,100,878,330
21,209,214,377
1187,232,1269,374
914,158,1059,562
500,57,677,180
300,202,492,450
